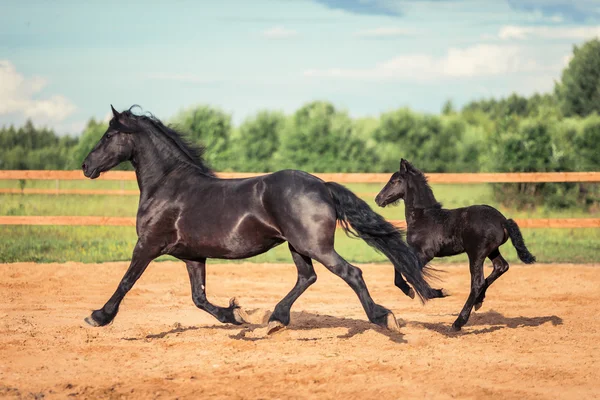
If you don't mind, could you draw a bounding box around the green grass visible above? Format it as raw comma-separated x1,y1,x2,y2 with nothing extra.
1,181,598,264
0,225,598,264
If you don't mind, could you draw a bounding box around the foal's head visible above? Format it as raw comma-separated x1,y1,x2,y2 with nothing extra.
82,105,138,179
377,158,438,207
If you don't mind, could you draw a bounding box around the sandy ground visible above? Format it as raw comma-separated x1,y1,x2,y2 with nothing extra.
0,260,599,399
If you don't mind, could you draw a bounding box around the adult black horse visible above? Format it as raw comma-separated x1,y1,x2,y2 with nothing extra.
375,159,536,330
81,106,438,333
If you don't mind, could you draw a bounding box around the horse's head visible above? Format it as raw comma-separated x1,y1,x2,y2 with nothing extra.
82,105,137,179
375,158,414,207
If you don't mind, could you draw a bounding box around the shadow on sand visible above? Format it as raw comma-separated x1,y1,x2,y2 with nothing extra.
121,309,562,343
122,309,407,344
415,309,562,337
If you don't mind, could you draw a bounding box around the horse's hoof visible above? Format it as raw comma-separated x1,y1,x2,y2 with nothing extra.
267,320,286,335
440,288,450,298
84,315,100,327
474,302,483,311
407,288,415,299
386,313,401,332
451,322,462,331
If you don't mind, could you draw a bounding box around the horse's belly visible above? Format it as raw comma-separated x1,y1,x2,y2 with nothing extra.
169,214,285,260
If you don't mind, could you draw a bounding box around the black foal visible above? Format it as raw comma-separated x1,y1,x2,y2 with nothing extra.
375,159,536,330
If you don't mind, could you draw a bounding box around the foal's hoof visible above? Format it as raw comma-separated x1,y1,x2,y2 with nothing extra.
84,315,100,327
474,302,483,311
407,288,416,299
451,322,462,331
266,320,286,335
386,313,402,332
229,297,249,324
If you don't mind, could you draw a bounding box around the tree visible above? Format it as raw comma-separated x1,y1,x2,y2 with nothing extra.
237,111,285,172
442,99,455,115
171,105,232,170
555,38,600,117
276,101,378,172
576,115,600,171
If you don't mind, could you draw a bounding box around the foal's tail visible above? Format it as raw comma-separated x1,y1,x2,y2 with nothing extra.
504,219,536,264
325,182,438,303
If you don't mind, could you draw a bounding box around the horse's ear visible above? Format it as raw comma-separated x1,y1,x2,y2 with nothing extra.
111,105,120,119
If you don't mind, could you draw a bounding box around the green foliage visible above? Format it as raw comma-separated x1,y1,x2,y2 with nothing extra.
171,105,232,170
374,108,482,172
0,120,77,170
237,110,285,172
555,38,600,117
575,114,600,171
276,101,378,172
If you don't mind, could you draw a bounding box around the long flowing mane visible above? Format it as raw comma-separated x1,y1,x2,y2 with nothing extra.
406,167,442,209
115,106,216,177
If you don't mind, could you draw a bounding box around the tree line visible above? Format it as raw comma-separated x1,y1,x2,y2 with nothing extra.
1,39,600,209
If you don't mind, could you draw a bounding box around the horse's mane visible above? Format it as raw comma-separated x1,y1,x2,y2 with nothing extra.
114,106,216,177
405,165,442,209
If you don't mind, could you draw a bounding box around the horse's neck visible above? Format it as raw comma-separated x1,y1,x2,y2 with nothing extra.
132,136,198,196
404,177,439,223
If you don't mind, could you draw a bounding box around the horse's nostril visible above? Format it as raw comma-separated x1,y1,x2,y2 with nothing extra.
82,163,87,171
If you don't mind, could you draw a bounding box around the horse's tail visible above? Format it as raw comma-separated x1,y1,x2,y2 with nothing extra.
504,219,536,264
325,181,438,303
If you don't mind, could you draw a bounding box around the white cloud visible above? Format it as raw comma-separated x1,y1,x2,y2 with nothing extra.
355,27,415,38
304,44,551,82
261,26,298,39
0,60,76,122
498,25,600,40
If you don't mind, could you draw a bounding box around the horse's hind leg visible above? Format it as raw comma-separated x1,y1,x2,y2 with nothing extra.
267,244,317,334
474,249,509,311
185,259,247,325
452,252,485,331
314,250,399,331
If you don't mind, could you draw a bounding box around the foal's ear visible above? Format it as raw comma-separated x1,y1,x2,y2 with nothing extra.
110,104,120,119
399,158,408,173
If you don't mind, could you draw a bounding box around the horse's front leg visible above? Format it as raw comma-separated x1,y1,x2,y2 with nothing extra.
185,259,247,325
85,241,158,327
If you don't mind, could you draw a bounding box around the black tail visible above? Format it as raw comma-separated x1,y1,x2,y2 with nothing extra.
325,182,438,302
504,219,536,264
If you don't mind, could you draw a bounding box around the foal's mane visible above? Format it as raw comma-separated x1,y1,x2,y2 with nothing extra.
405,166,442,209
116,106,216,177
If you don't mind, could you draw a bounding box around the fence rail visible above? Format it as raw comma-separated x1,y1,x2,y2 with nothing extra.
1,170,600,184
1,170,598,228
1,216,598,229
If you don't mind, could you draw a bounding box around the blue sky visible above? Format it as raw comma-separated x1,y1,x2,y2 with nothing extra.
1,0,600,135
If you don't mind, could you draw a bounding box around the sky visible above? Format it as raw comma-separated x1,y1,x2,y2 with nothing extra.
2,0,600,135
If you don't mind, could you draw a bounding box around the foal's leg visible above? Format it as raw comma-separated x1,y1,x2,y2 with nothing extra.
314,250,399,331
394,269,415,299
395,253,445,299
185,259,246,325
474,250,510,311
452,252,485,331
85,241,157,327
268,244,318,334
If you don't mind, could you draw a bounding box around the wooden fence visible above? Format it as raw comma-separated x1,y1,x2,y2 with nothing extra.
1,170,599,228
1,170,600,183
